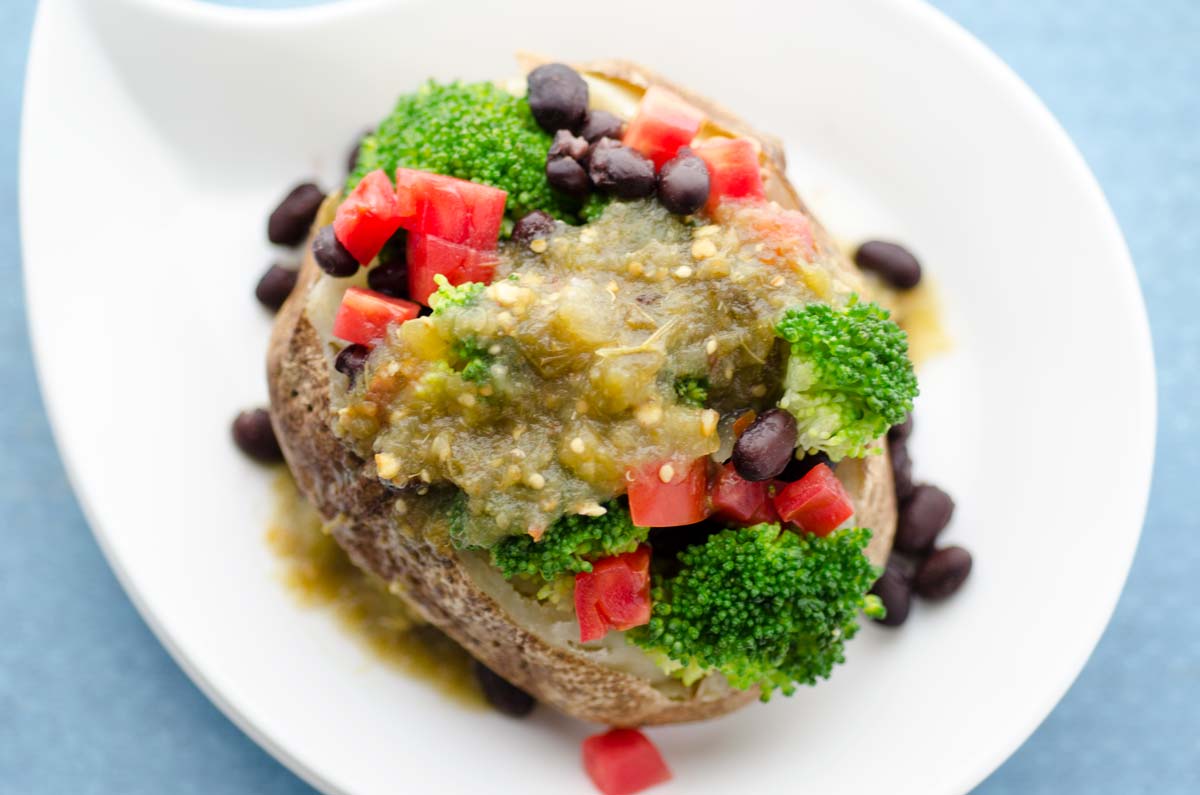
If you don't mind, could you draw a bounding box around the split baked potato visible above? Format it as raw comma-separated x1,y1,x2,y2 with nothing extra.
267,59,898,726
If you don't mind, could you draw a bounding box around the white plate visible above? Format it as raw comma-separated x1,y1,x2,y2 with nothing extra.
20,0,1155,793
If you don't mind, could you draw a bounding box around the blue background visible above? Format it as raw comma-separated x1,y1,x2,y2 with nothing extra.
2,1,1196,792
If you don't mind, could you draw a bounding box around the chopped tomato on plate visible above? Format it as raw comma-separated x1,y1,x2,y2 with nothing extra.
582,728,672,795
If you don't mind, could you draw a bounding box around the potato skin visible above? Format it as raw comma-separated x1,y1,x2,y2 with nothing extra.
267,60,896,726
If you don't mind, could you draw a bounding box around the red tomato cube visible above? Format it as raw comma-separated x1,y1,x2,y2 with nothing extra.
627,458,710,528
452,178,507,249
395,168,507,249
716,201,817,264
331,287,421,346
693,137,765,212
406,233,498,305
582,729,672,795
574,547,652,642
593,546,651,631
773,463,855,536
574,571,608,643
622,86,706,170
414,179,468,243
333,169,409,265
711,463,779,526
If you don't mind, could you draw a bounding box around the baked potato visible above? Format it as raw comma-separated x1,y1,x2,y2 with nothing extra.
267,58,900,726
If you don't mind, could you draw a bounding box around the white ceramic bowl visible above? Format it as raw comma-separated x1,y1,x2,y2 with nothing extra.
20,0,1154,793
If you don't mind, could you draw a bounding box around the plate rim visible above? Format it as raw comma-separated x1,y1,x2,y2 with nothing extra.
18,1,1157,794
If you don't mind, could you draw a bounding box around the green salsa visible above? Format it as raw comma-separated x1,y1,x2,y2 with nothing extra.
335,199,857,547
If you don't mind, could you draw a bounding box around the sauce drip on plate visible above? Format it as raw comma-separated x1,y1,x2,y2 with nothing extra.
266,470,482,707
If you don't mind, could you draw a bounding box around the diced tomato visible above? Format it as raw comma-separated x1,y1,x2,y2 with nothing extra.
593,546,652,630
626,458,710,528
333,169,408,265
582,729,672,795
452,179,506,249
716,201,817,264
395,168,506,249
773,463,854,536
693,137,765,212
744,205,812,242
711,463,779,526
575,547,652,642
331,287,421,346
574,572,607,643
622,86,706,169
406,233,498,305
415,180,468,242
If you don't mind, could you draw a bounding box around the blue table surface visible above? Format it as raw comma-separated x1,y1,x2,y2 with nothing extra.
3,1,1197,792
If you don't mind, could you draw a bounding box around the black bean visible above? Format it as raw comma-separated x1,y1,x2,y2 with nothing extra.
578,110,624,143
268,183,325,246
778,451,832,483
545,156,590,198
334,344,370,387
889,437,915,503
232,409,282,463
854,241,922,290
312,225,359,277
548,129,590,162
888,412,913,443
869,563,913,627
732,408,798,482
588,139,655,199
347,127,372,175
511,211,557,245
526,63,588,134
886,551,921,582
895,484,955,554
367,261,408,298
472,660,536,717
914,546,972,600
254,264,298,312
657,150,710,215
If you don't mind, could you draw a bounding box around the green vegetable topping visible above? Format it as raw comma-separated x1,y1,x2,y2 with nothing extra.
490,502,649,582
673,376,709,408
774,297,918,460
428,275,485,315
349,80,606,223
452,337,493,383
631,523,879,699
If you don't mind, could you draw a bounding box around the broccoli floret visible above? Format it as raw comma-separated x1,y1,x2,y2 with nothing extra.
452,337,492,383
673,376,709,408
349,80,604,223
631,523,879,699
429,275,485,315
490,502,649,581
775,297,918,460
